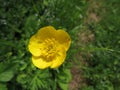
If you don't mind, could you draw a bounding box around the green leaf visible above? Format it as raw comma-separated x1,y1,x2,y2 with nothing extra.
28,70,51,90
58,69,72,83
115,86,120,90
0,70,14,82
0,63,6,73
57,68,72,90
0,63,16,82
17,74,27,84
24,15,39,31
0,83,7,90
58,82,68,90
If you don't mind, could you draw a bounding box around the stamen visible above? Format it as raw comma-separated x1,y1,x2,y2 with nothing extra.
41,38,58,61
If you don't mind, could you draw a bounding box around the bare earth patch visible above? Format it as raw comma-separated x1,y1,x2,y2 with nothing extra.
69,0,103,90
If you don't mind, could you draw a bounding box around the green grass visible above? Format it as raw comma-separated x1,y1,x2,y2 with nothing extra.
0,0,85,90
0,0,120,90
81,0,120,90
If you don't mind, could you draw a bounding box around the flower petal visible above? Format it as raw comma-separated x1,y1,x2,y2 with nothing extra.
50,48,66,68
28,35,43,56
28,26,71,69
36,26,57,40
32,56,52,69
56,30,71,51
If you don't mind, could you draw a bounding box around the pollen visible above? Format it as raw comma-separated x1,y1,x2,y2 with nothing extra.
41,38,58,61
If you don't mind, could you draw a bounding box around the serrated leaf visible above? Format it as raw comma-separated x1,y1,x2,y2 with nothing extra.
57,68,72,90
29,70,51,90
58,82,68,90
16,74,27,84
58,69,72,83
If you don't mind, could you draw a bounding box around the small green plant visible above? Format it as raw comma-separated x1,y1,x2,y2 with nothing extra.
0,0,85,90
81,0,120,90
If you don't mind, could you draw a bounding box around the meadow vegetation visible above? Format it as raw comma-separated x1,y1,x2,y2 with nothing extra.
0,0,120,90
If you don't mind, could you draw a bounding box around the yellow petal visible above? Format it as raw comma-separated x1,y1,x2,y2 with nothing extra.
36,26,57,40
56,30,71,51
28,35,43,56
32,56,52,69
50,48,66,68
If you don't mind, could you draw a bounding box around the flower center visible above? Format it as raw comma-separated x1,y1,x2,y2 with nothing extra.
41,38,58,61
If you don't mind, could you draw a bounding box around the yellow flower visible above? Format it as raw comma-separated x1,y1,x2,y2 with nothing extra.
28,26,71,69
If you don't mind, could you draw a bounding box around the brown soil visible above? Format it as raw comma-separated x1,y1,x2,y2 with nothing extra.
69,30,94,90
69,0,102,90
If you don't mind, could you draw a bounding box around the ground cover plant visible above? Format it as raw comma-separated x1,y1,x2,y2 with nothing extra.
81,0,120,90
0,0,85,90
0,0,120,90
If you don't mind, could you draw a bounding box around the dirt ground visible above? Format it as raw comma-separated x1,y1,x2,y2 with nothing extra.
69,0,102,89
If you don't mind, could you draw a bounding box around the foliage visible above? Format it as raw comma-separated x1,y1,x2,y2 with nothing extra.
81,0,120,90
0,0,85,90
1,0,119,90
